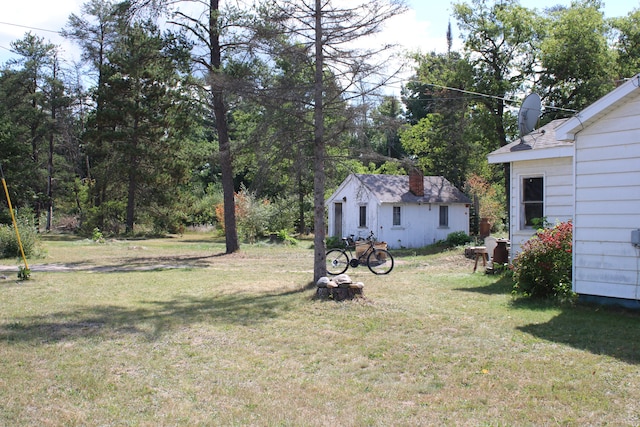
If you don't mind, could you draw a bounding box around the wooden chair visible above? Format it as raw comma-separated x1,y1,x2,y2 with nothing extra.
484,236,498,263
473,247,488,273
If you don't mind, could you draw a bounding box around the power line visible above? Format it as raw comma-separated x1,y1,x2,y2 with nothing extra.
421,82,578,113
0,21,61,35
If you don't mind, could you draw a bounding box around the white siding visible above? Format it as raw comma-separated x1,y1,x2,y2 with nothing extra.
376,203,469,249
573,97,640,299
509,157,574,258
326,175,377,240
326,174,470,249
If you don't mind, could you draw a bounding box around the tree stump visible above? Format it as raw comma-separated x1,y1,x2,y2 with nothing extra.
348,282,364,299
316,287,330,299
315,276,364,300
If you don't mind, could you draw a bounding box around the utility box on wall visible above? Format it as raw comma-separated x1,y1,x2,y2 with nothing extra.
631,229,640,247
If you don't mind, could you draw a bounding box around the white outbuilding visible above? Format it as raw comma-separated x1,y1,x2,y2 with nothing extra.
325,171,471,249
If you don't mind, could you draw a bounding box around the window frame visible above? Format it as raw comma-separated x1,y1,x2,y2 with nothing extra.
439,205,449,228
392,206,401,227
521,176,544,228
359,205,367,228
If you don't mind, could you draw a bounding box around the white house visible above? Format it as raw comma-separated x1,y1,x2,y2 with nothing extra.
556,75,640,307
488,74,640,307
487,118,575,256
325,172,471,249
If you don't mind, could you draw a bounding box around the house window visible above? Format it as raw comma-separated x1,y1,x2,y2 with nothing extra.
393,206,401,226
522,177,544,227
359,205,367,228
439,205,449,227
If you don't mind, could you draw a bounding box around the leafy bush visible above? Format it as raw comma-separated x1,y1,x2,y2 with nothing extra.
234,186,272,243
275,229,298,245
512,220,574,300
92,227,105,243
0,218,42,259
80,200,127,235
444,231,472,247
325,236,344,249
266,196,298,234
217,188,308,243
187,183,222,227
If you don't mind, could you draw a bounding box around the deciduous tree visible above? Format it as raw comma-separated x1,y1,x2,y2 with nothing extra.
538,0,616,119
270,0,408,281
610,9,640,81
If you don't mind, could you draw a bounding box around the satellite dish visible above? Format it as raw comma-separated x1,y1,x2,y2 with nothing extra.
511,93,541,152
518,93,541,137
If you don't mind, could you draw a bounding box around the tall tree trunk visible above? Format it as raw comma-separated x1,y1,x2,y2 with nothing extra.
126,106,140,234
46,57,59,232
312,0,326,282
126,163,136,234
30,74,41,231
210,0,239,253
296,169,305,235
126,126,138,234
46,128,54,231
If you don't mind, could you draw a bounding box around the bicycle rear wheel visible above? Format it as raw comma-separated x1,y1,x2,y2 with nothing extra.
367,249,394,275
326,249,349,275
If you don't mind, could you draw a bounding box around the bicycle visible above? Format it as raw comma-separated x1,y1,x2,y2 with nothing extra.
326,231,394,275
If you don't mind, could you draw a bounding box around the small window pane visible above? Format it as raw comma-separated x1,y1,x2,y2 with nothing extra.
524,203,544,226
359,205,367,227
393,206,401,226
439,206,449,227
524,177,543,202
522,177,544,227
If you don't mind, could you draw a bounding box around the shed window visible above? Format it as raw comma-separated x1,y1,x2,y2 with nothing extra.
393,206,401,226
439,206,449,227
522,177,544,227
359,205,367,227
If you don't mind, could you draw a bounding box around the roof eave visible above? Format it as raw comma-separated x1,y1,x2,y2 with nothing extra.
488,145,574,164
556,74,640,141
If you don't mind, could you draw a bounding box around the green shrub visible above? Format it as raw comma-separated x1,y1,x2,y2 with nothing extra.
266,196,298,234
92,227,105,243
186,183,222,226
275,229,298,245
444,231,472,247
325,236,343,249
512,220,575,300
17,266,31,280
235,186,272,243
0,218,42,259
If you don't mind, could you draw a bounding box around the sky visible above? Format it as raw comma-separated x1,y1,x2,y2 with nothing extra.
0,0,638,79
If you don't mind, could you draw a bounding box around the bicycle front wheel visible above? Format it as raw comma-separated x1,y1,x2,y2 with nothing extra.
326,249,349,275
367,249,394,275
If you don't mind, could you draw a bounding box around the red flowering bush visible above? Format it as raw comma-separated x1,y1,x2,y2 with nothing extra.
512,221,574,299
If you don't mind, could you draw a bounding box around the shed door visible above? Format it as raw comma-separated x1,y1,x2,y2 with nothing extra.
333,203,343,237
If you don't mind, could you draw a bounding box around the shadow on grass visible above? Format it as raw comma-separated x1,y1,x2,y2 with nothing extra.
454,274,514,295
517,305,640,365
0,288,305,344
455,275,640,364
0,254,225,273
392,243,451,258
39,233,83,242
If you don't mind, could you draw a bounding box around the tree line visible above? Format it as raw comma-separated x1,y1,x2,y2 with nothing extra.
0,0,638,277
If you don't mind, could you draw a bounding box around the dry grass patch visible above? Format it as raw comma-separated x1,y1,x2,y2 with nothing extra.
0,234,639,425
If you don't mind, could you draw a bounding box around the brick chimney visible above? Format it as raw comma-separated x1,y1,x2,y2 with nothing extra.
409,168,424,197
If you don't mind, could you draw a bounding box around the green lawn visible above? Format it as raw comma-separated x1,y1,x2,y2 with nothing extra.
0,233,639,426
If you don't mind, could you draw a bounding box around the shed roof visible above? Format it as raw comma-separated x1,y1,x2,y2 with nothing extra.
353,174,471,204
488,118,573,164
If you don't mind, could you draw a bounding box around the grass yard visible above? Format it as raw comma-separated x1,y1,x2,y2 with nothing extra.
0,233,639,426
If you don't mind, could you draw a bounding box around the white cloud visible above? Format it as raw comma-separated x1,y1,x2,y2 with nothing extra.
0,0,84,63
